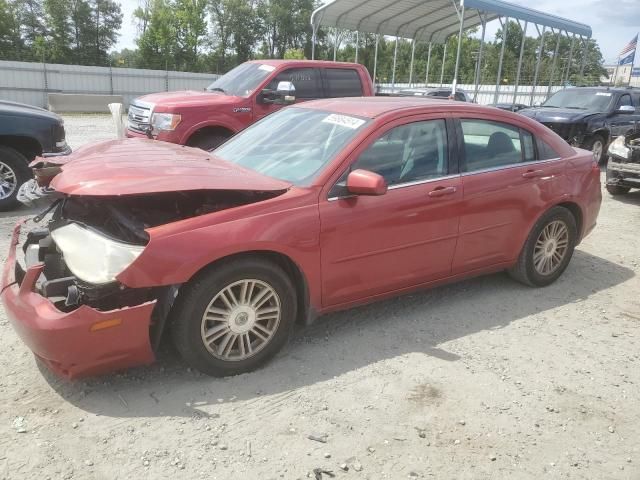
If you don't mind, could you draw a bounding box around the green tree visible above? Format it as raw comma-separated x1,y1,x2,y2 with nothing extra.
0,0,23,59
44,0,72,63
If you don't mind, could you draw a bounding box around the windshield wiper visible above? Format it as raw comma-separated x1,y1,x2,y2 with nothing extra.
208,87,227,94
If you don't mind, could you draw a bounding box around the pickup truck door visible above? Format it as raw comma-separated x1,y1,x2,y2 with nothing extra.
253,67,323,122
609,93,639,137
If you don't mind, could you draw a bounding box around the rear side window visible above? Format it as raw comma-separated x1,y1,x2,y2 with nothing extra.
537,139,560,160
324,68,363,97
460,119,523,172
268,68,321,99
454,92,466,102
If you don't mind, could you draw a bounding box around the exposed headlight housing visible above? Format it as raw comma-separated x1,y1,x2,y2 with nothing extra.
151,112,182,132
608,135,630,160
51,223,145,285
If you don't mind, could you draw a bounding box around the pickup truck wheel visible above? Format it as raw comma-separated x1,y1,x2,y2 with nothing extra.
189,133,229,152
606,184,630,195
584,134,606,163
171,257,296,376
508,207,577,287
0,146,32,211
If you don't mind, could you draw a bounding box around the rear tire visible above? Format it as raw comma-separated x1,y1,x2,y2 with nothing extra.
0,146,32,211
508,206,577,287
171,257,296,376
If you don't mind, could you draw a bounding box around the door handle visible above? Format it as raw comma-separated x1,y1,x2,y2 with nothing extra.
428,186,457,197
522,169,544,179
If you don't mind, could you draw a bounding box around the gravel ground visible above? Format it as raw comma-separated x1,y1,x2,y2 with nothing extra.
0,115,639,479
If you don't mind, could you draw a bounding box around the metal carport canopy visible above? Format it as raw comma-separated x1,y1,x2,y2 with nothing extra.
310,0,592,43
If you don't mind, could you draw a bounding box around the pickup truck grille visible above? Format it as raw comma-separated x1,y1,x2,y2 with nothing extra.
127,102,153,134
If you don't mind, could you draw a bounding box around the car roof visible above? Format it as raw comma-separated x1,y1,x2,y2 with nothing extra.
296,96,488,119
247,59,363,68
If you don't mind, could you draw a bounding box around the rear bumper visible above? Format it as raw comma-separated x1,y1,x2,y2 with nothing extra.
1,222,156,379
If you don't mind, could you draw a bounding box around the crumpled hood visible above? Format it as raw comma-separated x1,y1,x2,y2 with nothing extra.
51,138,291,196
135,90,240,109
519,107,594,123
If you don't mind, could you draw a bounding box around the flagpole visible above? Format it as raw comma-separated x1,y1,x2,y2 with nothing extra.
629,32,638,87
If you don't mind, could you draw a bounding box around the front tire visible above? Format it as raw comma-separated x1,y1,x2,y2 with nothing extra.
188,133,229,152
606,184,630,195
583,134,606,164
171,257,296,376
0,146,32,211
508,207,577,287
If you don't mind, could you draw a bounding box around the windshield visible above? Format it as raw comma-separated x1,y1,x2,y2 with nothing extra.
543,90,614,111
206,63,275,97
215,107,371,185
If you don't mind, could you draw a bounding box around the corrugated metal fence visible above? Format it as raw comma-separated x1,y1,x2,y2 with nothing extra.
0,60,219,108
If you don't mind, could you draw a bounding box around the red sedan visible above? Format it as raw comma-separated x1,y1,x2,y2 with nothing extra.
1,98,602,378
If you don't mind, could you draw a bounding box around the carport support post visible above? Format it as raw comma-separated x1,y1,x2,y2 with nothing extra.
564,33,576,84
311,23,318,60
513,20,528,107
579,36,588,79
409,40,416,87
333,28,338,61
452,0,465,95
531,25,546,105
391,37,399,91
547,29,562,99
373,34,379,86
440,42,447,87
425,42,432,86
473,13,487,102
493,16,509,104
355,31,359,63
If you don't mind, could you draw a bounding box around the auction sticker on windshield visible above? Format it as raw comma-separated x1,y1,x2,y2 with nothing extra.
258,64,276,72
322,114,366,129
596,92,612,96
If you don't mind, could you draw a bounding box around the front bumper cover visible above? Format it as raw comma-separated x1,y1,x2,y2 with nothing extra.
1,222,156,379
607,159,640,189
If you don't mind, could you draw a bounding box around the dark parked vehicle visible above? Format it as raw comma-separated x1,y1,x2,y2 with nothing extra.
0,100,70,210
489,102,529,112
394,87,472,102
519,87,640,163
606,129,640,195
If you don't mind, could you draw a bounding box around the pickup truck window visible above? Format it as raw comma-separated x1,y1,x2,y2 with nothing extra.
543,90,613,112
324,68,363,97
617,94,632,108
268,68,321,99
215,107,370,185
206,63,274,97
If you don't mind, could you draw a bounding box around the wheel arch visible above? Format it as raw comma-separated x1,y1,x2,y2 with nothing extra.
554,201,583,241
185,125,235,147
179,250,311,326
0,135,42,160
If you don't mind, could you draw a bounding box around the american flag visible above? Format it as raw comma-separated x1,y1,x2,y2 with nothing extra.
619,35,638,57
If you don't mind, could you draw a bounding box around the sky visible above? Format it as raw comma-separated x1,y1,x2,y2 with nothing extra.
115,0,639,66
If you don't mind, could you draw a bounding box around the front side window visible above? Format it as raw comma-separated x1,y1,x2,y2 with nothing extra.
267,68,321,99
351,119,448,186
324,68,363,97
215,107,370,185
617,94,632,108
461,119,522,172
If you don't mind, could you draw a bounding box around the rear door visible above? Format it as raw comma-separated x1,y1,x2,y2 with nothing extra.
452,116,566,274
253,67,323,121
319,115,462,307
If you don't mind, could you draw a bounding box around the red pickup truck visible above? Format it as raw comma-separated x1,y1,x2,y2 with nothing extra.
126,60,375,150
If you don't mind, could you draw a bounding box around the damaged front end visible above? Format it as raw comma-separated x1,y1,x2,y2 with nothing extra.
7,188,284,377
607,130,640,191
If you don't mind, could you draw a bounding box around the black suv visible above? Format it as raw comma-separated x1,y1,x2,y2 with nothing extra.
519,87,640,163
0,100,70,210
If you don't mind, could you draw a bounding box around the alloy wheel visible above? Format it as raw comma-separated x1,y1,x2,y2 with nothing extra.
0,161,17,200
592,140,603,162
533,220,569,276
200,279,281,361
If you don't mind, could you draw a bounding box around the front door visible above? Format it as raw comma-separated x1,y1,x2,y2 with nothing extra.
609,93,639,137
253,67,323,122
319,116,462,307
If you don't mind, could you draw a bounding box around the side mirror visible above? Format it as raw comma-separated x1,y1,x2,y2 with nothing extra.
258,81,296,105
346,169,387,196
616,105,635,114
